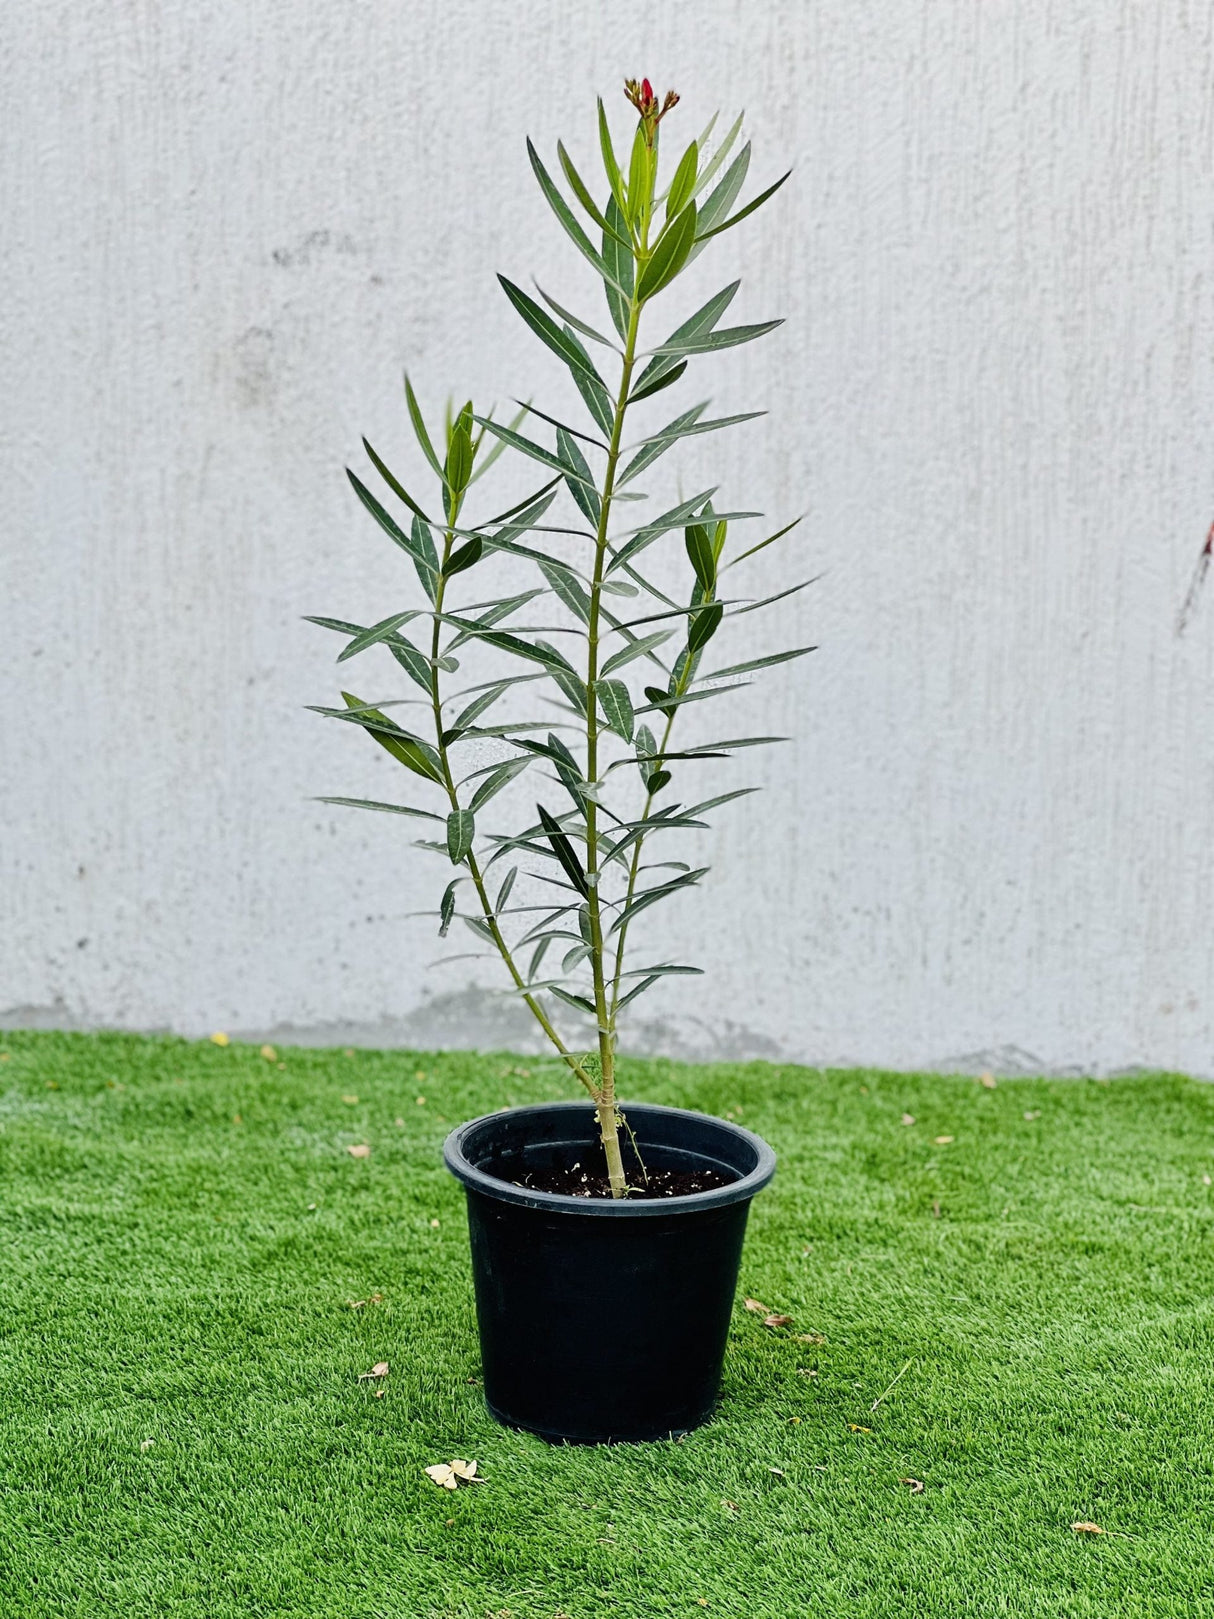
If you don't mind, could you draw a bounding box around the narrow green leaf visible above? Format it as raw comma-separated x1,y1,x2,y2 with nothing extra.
445,535,482,577
534,286,617,350
446,808,475,864
469,756,532,811
617,403,708,485
404,375,445,482
626,123,649,226
388,637,434,692
637,202,697,302
539,560,592,623
687,601,724,654
684,524,716,592
692,112,743,201
617,974,660,1010
702,645,817,681
601,629,673,677
686,143,751,261
315,796,444,821
445,406,474,497
335,610,418,663
602,194,634,341
538,804,589,897
339,692,444,783
496,866,518,912
359,442,432,525
725,514,803,568
439,880,458,937
630,281,739,396
558,140,629,243
666,140,698,219
550,985,597,1016
609,866,710,932
527,138,614,283
598,679,635,742
347,468,434,562
628,361,687,405
498,276,607,390
473,417,597,490
696,169,792,243
556,428,600,526
597,98,629,219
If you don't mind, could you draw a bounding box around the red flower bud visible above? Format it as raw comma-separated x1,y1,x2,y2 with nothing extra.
641,78,654,104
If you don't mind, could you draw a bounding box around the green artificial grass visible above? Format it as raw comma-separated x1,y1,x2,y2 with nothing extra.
1,1033,1213,1618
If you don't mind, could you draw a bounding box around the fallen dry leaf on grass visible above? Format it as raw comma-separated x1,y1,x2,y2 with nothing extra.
1071,1521,1104,1535
901,1114,915,1126
342,1094,359,1105
797,1332,826,1345
210,1031,229,1047
848,1424,872,1433
347,1143,370,1158
260,1045,277,1062
980,1072,997,1089
901,1477,925,1494
358,1362,389,1381
743,1298,769,1314
1024,1110,1041,1121
764,1314,794,1329
934,1135,954,1145
140,1438,154,1452
425,1459,482,1489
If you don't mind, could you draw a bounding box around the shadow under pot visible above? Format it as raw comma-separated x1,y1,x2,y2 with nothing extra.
443,1099,777,1444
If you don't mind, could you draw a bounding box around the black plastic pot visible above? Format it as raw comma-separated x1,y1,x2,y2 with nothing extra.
443,1100,776,1443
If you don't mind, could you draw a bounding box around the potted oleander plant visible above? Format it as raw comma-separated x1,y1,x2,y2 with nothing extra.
310,78,809,1442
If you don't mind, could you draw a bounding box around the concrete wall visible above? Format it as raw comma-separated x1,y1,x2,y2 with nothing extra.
4,0,1213,1074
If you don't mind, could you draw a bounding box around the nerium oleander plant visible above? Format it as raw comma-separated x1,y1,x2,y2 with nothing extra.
310,78,808,1198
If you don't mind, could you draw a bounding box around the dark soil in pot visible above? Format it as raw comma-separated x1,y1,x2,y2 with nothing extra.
444,1100,776,1444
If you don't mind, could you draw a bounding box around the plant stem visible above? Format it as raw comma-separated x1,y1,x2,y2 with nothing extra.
584,295,643,1197
428,504,601,1103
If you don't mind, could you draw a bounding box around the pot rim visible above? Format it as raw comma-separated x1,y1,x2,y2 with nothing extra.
443,1098,776,1216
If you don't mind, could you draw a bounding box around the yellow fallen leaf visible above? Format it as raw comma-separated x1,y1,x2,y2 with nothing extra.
849,1424,872,1432
342,1094,359,1105
763,1314,793,1329
934,1135,954,1145
426,1463,458,1490
260,1044,277,1061
901,1476,925,1494
210,1032,229,1047
373,1387,385,1398
416,1096,426,1105
450,1458,478,1480
358,1362,389,1380
980,1072,997,1089
743,1297,769,1314
901,1113,915,1126
348,1143,370,1158
430,1218,440,1228
1071,1521,1104,1535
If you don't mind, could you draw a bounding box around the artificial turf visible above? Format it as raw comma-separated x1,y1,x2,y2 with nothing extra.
1,1032,1212,1618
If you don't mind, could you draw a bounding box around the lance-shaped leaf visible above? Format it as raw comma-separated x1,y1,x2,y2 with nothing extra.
687,601,724,655
692,111,744,201
444,618,577,675
473,417,598,493
617,403,708,485
445,535,482,577
628,361,687,405
537,804,589,897
665,140,699,220
556,427,601,526
469,755,533,811
696,170,792,244
601,629,673,677
550,985,598,1017
539,560,592,623
333,610,420,663
527,138,623,290
388,636,434,693
360,440,434,526
608,489,720,572
439,879,458,937
534,286,617,351
630,281,739,396
685,524,716,592
686,142,751,261
446,808,475,864
637,202,697,302
347,468,437,570
498,277,608,391
725,514,804,569
597,99,630,222
339,692,444,783
701,645,817,681
609,867,711,932
315,796,444,821
404,374,446,482
598,678,635,742
602,194,633,340
650,320,783,359
495,865,518,912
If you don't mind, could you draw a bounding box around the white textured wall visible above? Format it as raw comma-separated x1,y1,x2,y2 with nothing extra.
4,0,1213,1074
